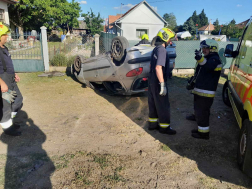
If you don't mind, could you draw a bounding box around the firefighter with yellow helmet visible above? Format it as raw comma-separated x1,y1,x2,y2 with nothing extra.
148,28,176,135
0,22,23,136
135,33,150,46
186,39,222,139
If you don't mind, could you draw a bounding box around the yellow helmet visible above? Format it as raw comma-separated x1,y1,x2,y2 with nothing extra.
0,22,10,38
157,28,175,42
141,34,149,40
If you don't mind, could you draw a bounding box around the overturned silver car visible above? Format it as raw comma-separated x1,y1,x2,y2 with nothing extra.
71,36,177,95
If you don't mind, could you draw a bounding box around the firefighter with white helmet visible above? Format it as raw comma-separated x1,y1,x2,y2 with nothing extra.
186,39,222,139
0,22,23,136
148,28,176,135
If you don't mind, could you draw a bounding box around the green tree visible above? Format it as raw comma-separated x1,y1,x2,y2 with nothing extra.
183,18,196,35
163,13,177,30
191,11,200,26
213,19,219,26
230,19,236,25
81,9,104,36
8,0,81,35
198,9,208,27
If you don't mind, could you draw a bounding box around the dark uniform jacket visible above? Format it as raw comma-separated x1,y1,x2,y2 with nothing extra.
135,39,150,46
192,53,222,98
0,46,15,74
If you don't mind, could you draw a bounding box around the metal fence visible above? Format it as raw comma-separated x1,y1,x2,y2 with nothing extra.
48,34,95,67
99,32,117,54
6,34,42,60
127,40,238,69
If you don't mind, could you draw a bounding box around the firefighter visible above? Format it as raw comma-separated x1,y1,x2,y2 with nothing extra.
186,39,222,140
135,34,150,46
0,22,23,136
148,28,176,135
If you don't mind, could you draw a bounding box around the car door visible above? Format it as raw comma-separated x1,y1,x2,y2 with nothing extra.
232,24,250,100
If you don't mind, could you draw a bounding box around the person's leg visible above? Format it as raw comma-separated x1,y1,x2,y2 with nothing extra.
148,82,159,130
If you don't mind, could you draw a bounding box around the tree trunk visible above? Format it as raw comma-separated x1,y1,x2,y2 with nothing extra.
18,26,24,40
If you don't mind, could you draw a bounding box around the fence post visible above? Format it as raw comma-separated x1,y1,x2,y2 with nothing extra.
40,26,50,72
94,34,100,56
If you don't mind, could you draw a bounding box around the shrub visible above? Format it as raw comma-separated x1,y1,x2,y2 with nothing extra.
50,54,76,67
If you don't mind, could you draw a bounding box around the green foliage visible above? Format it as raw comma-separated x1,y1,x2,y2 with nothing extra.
51,54,76,67
163,13,177,30
183,18,196,35
8,0,81,32
213,19,219,26
198,9,208,27
81,9,104,36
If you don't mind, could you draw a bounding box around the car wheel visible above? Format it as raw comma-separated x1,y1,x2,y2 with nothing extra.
74,55,85,75
111,36,129,62
222,81,231,107
237,119,251,171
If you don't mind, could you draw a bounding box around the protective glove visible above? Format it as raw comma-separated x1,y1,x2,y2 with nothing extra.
2,90,17,104
159,82,167,96
195,49,202,61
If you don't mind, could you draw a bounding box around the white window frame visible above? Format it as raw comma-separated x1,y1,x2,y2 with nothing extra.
0,9,4,23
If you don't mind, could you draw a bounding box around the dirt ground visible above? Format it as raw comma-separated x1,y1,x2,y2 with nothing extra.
0,71,251,189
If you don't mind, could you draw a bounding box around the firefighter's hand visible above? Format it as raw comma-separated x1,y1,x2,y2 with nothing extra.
0,81,8,92
159,82,167,96
195,49,202,60
2,90,17,104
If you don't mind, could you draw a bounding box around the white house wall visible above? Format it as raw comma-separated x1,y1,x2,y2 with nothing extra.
119,3,165,40
0,1,10,25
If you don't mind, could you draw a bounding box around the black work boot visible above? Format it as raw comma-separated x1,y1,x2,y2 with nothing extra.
186,114,196,121
3,126,21,136
192,131,209,140
148,122,159,130
13,123,21,130
159,126,176,135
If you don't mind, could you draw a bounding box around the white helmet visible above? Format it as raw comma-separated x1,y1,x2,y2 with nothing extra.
200,39,219,52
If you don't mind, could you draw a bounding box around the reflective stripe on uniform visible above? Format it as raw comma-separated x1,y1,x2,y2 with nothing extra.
198,126,209,133
197,57,207,65
149,118,158,122
0,119,13,129
192,88,215,97
159,123,170,128
11,112,17,119
214,64,222,71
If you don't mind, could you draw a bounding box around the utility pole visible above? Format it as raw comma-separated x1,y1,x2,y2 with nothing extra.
208,19,211,35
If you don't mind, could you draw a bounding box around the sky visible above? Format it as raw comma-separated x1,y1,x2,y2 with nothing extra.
73,0,251,26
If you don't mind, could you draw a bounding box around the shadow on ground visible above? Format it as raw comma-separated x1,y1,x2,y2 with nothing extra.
67,69,252,187
0,110,55,189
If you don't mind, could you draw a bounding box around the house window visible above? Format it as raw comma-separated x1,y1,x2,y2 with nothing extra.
0,9,4,22
136,29,148,39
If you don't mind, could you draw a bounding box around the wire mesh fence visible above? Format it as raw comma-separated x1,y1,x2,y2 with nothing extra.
6,34,42,60
48,34,95,67
99,32,117,54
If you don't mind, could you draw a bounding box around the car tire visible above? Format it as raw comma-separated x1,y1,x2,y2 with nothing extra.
111,36,129,62
74,55,85,75
222,81,231,107
237,119,251,171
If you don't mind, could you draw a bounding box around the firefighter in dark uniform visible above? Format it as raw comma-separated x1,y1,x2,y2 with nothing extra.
135,34,150,46
186,39,222,139
0,22,23,136
148,28,176,135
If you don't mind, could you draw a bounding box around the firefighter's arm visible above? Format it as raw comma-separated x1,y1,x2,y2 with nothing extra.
201,57,221,71
155,65,164,83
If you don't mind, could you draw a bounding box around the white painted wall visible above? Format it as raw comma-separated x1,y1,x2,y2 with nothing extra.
0,1,10,25
119,3,165,41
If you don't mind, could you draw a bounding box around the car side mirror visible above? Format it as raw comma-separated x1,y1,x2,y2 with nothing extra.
224,44,234,58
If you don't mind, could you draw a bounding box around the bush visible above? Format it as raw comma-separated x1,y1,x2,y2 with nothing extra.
50,54,76,67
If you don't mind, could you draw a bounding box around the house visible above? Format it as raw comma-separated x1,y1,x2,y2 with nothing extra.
105,14,122,33
0,0,18,25
236,19,250,29
72,20,90,35
198,23,215,35
109,0,167,40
